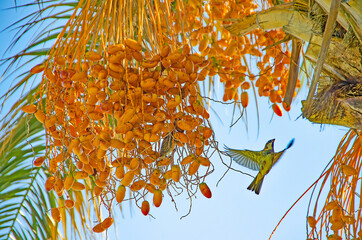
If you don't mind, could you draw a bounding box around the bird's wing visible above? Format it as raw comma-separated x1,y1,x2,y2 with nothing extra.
272,138,295,165
224,145,261,171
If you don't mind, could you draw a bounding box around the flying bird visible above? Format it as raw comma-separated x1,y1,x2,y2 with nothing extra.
224,138,294,194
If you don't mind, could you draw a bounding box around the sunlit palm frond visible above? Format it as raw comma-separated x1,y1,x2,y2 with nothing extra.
0,113,60,240
0,1,96,239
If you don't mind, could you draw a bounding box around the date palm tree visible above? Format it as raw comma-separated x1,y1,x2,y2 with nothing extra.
1,0,361,239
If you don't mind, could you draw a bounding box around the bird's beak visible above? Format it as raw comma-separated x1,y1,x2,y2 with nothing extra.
264,139,275,149
269,139,275,149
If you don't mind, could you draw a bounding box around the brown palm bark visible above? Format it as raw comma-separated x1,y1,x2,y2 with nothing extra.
225,0,362,129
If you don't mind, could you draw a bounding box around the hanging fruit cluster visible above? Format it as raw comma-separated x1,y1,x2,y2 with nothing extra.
307,130,362,240
185,0,300,116
23,0,301,233
25,39,214,232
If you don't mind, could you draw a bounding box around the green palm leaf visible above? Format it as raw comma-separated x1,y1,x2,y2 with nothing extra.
0,1,95,239
0,113,59,240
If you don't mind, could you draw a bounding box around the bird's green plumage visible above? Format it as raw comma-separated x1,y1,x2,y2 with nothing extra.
223,148,261,171
224,138,294,194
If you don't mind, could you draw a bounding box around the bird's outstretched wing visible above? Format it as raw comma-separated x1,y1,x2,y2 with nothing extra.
272,138,295,165
224,145,261,171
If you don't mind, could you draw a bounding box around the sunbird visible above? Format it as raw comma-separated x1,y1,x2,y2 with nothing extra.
224,138,294,194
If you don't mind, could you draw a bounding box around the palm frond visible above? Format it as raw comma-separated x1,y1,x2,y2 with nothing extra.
0,113,60,240
0,1,96,239
0,0,77,108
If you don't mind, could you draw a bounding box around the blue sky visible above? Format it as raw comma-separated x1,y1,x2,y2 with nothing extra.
0,2,349,240
103,91,347,240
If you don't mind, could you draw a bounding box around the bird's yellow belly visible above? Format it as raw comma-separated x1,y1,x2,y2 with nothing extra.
260,155,273,176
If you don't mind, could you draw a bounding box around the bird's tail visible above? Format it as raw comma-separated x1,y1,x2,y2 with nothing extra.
285,138,295,150
247,175,264,195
